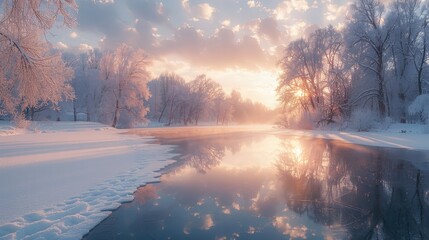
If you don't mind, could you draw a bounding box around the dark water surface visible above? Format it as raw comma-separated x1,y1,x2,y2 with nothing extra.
84,133,429,239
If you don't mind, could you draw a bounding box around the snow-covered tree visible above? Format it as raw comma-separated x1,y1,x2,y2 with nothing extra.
408,94,429,123
0,0,77,122
99,44,151,128
213,92,232,125
345,0,394,117
186,75,223,125
278,26,350,126
154,73,187,125
385,0,429,122
276,0,429,127
64,49,103,122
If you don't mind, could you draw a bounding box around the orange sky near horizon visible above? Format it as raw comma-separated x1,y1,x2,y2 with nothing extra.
51,0,350,109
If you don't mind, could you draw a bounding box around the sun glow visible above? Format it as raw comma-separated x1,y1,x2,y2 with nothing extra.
294,89,306,98
150,59,279,108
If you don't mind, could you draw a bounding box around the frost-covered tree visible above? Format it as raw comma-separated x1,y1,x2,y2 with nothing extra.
213,92,233,125
278,26,350,126
64,49,103,122
0,0,77,122
385,0,429,122
187,75,223,125
345,0,394,117
278,38,322,113
154,73,187,124
99,44,151,128
147,74,275,126
277,0,429,127
408,94,429,123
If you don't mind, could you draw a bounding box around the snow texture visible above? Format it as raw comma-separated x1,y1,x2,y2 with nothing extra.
0,121,176,240
275,123,429,150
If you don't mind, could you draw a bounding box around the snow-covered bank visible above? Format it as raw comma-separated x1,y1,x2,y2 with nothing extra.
274,123,429,151
0,121,176,239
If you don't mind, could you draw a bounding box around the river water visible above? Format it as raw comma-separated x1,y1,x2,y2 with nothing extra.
84,133,429,239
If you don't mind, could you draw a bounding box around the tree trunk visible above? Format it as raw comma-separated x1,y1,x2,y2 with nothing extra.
73,100,77,121
417,39,426,95
377,45,386,118
378,81,386,117
158,104,167,123
167,102,174,126
112,99,119,128
30,107,35,121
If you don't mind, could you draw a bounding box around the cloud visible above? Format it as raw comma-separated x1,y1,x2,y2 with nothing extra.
274,0,310,20
232,24,241,33
78,43,94,52
56,41,69,49
258,17,281,43
75,0,160,51
247,0,261,8
181,1,215,21
221,19,231,27
196,3,215,20
324,2,349,22
156,26,272,70
182,0,190,11
124,0,171,26
70,32,78,38
76,0,124,40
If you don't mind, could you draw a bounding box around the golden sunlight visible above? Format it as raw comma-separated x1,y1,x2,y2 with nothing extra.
293,89,306,98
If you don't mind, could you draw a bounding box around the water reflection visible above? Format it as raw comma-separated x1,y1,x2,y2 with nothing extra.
171,133,265,174
276,137,429,239
84,134,429,240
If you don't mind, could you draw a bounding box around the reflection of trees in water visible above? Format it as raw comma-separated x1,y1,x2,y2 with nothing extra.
276,137,429,239
167,133,263,174
182,142,225,174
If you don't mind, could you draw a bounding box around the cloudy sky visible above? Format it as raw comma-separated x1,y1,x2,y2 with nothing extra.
52,0,351,108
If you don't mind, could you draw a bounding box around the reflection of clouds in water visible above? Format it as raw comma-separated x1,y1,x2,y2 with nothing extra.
247,226,256,234
132,184,159,205
222,208,231,215
272,216,308,239
425,191,429,204
164,166,271,208
232,202,240,211
83,134,429,239
202,214,214,230
251,194,280,217
183,224,191,235
197,199,204,206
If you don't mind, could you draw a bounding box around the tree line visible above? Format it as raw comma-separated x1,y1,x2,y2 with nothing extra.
0,0,275,128
147,73,275,126
69,51,275,128
277,0,429,129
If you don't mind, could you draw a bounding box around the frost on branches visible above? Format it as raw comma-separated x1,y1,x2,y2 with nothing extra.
0,0,77,123
99,44,151,128
408,94,429,124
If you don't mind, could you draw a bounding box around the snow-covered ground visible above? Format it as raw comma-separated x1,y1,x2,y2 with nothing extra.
0,121,176,240
274,123,429,151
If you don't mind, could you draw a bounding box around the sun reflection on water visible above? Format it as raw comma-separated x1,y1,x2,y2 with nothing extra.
84,133,429,240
